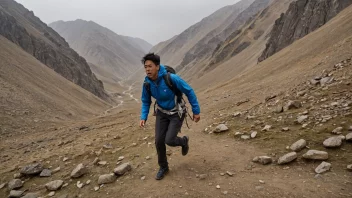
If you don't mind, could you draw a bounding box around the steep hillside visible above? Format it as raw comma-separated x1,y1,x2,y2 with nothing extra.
258,0,352,62
0,0,107,99
49,19,150,81
150,0,255,66
0,36,109,137
178,0,271,74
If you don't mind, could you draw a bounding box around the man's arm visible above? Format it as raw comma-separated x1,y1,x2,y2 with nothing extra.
140,84,152,121
171,74,200,115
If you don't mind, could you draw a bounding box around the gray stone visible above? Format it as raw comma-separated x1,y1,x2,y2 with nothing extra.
114,163,132,175
296,115,308,124
278,152,297,165
199,174,207,180
297,90,307,96
8,190,24,198
40,169,52,177
48,192,55,197
0,183,6,189
315,161,331,174
252,156,273,165
233,112,241,117
323,136,343,148
275,105,283,113
290,139,307,152
284,100,302,111
332,127,343,135
303,150,329,160
241,135,250,140
215,124,229,133
261,125,271,132
347,164,352,171
98,174,116,184
282,127,290,131
320,77,333,86
310,79,319,85
250,131,258,138
22,193,39,198
45,180,64,191
70,163,87,178
8,179,23,190
52,167,61,174
13,173,22,179
349,126,352,131
346,133,352,141
20,163,43,175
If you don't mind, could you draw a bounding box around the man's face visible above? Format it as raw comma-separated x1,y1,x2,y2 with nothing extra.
144,60,159,80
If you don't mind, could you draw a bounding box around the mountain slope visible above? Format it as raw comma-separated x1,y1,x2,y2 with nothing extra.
0,0,107,99
0,35,109,136
258,0,352,62
49,20,151,81
150,0,255,66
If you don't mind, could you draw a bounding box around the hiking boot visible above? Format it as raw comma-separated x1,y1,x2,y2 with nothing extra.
182,136,189,156
155,167,169,180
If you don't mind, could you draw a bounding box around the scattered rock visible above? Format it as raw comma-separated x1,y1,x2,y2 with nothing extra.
0,183,6,189
282,127,290,132
241,135,250,140
226,171,233,176
45,180,63,191
62,157,69,162
315,162,331,174
216,185,220,189
22,193,39,198
284,100,302,111
118,156,125,161
346,133,352,141
323,136,343,148
141,176,146,180
310,79,319,85
48,192,55,197
52,167,60,174
320,77,333,86
302,150,329,160
86,180,91,185
103,143,113,149
40,169,52,177
296,115,308,124
70,163,87,178
98,161,107,166
199,174,207,180
261,125,271,132
259,180,265,184
347,164,352,171
98,174,116,185
215,124,229,133
252,156,273,165
290,139,307,152
13,173,22,179
76,181,84,188
275,105,283,113
332,127,343,135
145,156,151,160
297,90,307,96
349,126,352,131
251,131,258,138
8,190,24,198
233,112,241,117
114,163,132,175
20,163,43,175
8,179,23,190
278,152,297,165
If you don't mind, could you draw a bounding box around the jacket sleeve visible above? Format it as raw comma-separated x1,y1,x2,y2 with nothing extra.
140,83,151,120
171,74,200,115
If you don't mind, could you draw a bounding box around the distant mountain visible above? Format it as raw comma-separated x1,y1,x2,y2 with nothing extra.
49,20,152,82
0,0,108,99
150,0,255,67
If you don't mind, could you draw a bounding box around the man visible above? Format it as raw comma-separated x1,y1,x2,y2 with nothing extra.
139,53,201,180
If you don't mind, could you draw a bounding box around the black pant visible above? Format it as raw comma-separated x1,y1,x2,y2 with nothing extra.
155,110,186,168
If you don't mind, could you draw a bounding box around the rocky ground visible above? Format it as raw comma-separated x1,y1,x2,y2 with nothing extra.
1,58,352,198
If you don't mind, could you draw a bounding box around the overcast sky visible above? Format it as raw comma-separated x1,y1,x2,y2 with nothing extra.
15,0,239,45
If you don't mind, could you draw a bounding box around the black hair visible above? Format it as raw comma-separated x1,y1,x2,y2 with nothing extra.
142,53,160,66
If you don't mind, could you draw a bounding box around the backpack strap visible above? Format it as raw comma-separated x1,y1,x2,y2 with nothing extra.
143,81,157,116
163,73,182,103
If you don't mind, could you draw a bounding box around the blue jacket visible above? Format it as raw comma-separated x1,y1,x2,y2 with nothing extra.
140,65,200,120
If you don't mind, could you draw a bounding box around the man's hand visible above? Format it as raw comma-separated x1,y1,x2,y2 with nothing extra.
193,114,200,123
139,120,146,128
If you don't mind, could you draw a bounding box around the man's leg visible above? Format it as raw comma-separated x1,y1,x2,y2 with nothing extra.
155,111,170,168
165,113,186,147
